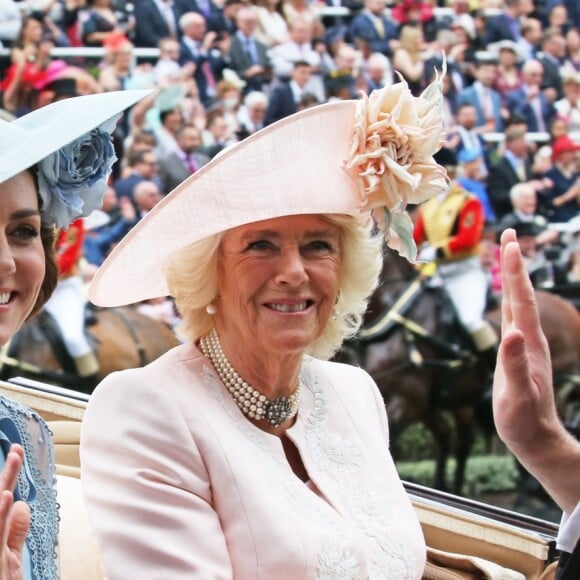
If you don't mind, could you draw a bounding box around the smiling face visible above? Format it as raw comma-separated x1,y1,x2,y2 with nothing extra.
499,47,516,66
214,215,342,360
513,187,537,214
0,172,45,346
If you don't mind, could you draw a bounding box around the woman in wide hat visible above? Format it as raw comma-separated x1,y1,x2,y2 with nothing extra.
82,67,449,577
0,89,149,579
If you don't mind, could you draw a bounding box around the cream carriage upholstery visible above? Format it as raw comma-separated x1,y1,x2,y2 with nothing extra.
0,380,102,579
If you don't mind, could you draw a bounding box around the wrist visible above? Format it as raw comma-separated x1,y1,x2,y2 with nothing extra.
511,421,576,477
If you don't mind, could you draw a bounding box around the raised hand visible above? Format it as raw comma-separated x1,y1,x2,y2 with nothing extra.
0,445,30,580
493,229,580,514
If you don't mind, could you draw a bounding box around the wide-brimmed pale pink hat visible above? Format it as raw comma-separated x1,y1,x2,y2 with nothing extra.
90,74,449,307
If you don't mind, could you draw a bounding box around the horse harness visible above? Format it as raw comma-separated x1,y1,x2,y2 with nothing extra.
0,312,80,387
0,307,148,385
357,266,478,374
102,307,147,367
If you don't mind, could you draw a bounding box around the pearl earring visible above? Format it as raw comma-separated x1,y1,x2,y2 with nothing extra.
333,292,341,320
206,303,217,315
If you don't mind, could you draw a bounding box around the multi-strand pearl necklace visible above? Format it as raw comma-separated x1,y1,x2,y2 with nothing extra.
199,328,302,428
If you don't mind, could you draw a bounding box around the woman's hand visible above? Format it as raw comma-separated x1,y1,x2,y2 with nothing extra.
0,445,30,580
554,183,580,207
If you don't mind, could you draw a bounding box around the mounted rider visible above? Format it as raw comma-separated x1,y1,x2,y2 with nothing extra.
43,218,100,386
413,179,498,372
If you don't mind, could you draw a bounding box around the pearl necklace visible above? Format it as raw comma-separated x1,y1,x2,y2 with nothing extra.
199,328,302,428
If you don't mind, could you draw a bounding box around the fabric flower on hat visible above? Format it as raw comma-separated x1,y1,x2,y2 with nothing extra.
37,115,119,228
345,67,449,259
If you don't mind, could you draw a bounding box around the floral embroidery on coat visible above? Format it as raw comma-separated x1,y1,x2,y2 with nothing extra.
316,535,361,580
203,359,423,579
302,361,423,579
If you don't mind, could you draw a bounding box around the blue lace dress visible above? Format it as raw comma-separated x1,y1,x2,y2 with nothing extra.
0,395,58,580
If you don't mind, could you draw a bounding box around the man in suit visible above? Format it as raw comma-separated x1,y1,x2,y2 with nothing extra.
364,51,391,92
457,59,504,132
538,30,566,102
269,17,328,103
221,0,242,35
518,17,542,61
159,124,210,193
497,182,559,247
322,0,363,32
449,104,489,173
133,180,164,220
423,29,467,97
236,91,268,139
133,0,184,47
349,0,398,58
506,60,555,133
264,61,312,126
179,0,227,33
84,193,138,267
228,5,271,93
153,106,184,160
484,0,525,45
179,11,222,106
486,126,534,219
114,150,162,203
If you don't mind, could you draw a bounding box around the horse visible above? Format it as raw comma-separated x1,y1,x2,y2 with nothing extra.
0,307,180,393
336,247,580,494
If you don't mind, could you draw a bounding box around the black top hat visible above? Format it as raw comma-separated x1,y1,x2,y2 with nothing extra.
434,146,457,168
324,70,355,97
512,220,544,238
495,218,544,241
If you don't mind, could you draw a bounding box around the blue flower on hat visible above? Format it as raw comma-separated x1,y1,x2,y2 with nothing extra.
37,115,119,228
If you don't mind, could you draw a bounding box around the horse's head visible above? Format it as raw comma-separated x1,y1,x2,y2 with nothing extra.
364,246,419,327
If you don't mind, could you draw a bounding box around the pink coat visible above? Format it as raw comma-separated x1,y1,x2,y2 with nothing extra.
80,343,426,579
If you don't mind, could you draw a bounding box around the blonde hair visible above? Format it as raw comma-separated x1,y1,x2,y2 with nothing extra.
165,214,383,360
399,25,423,55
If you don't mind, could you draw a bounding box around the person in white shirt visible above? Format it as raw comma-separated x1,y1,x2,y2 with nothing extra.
517,17,542,61
0,0,21,47
133,180,163,219
493,227,580,579
268,17,327,102
254,0,288,48
555,74,580,134
237,90,268,136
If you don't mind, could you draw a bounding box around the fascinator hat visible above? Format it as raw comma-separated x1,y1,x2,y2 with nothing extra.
0,90,151,229
90,72,449,307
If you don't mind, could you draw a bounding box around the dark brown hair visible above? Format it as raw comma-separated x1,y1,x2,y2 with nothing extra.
25,169,58,320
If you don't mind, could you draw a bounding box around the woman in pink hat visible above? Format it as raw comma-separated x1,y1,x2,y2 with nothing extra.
81,71,447,579
79,62,575,577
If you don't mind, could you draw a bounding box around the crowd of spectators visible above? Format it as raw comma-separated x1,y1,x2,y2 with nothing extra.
0,0,579,319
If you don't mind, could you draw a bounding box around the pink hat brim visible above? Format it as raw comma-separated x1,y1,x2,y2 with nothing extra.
89,100,363,307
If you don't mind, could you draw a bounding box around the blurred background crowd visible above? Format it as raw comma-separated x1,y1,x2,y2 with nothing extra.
0,0,579,324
